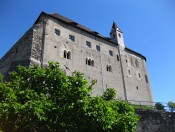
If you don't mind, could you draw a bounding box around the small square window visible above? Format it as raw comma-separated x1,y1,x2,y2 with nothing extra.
109,50,113,56
86,41,91,48
69,35,75,42
96,45,100,52
55,29,60,36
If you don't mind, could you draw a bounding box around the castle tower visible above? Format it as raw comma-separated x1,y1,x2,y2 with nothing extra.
110,22,125,48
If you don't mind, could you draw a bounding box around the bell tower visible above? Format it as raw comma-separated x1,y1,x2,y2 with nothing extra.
110,22,125,48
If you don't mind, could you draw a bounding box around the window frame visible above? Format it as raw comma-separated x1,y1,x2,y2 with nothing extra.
69,34,75,42
55,29,61,36
96,45,100,52
109,50,113,56
106,65,112,72
86,41,91,48
85,58,95,67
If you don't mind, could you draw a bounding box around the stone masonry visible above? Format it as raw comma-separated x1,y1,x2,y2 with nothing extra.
0,12,153,104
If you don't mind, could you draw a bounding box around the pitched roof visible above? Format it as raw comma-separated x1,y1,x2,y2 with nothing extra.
112,22,118,29
34,12,146,61
34,12,112,44
111,22,122,32
50,13,93,33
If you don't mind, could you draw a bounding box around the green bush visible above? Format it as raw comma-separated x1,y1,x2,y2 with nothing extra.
155,102,165,111
0,62,138,132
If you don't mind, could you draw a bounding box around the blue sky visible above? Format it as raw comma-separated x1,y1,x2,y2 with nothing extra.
0,0,175,103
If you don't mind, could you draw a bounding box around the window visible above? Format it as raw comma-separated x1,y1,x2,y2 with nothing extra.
136,86,139,90
67,51,71,60
135,59,139,67
109,50,113,56
126,59,128,63
86,58,88,65
128,70,131,75
86,41,91,48
86,58,94,67
64,50,67,58
55,29,60,36
106,65,112,72
91,60,94,67
145,75,149,83
96,45,100,52
63,50,71,60
117,55,119,61
138,73,141,78
69,34,75,42
118,33,121,38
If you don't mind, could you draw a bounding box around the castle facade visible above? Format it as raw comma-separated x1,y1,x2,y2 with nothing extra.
0,12,153,104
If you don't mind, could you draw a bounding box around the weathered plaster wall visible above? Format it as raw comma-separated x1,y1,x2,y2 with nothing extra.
136,110,175,132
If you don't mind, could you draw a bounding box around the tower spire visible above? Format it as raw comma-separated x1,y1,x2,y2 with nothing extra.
110,22,125,48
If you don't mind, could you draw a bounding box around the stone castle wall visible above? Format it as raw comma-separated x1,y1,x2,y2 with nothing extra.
0,13,153,103
0,28,33,75
136,110,175,132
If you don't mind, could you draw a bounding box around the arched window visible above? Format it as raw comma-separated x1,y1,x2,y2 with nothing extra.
91,60,94,67
88,59,91,66
64,50,71,60
86,58,88,65
64,50,67,58
86,58,95,67
106,65,108,71
106,65,112,72
67,51,71,60
108,65,112,72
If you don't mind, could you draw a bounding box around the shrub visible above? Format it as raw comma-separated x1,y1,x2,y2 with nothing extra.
0,62,138,131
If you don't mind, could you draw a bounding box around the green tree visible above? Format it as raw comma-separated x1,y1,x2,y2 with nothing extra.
0,62,138,132
102,88,116,101
168,101,175,112
154,102,165,111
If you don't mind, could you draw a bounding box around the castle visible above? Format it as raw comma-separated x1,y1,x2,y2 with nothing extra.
0,12,153,104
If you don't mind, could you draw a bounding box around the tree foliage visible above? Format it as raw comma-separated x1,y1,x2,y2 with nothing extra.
102,88,116,101
154,102,165,111
168,101,175,112
0,62,138,132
